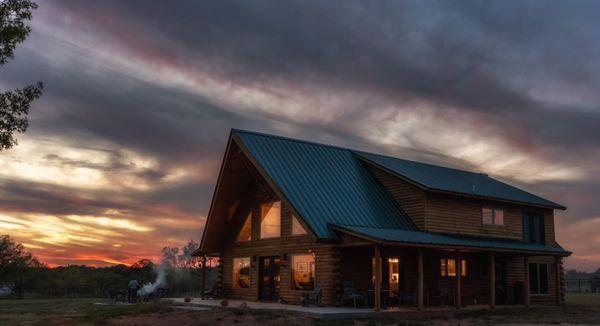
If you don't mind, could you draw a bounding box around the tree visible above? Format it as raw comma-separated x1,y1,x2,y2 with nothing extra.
0,234,45,298
1,0,42,150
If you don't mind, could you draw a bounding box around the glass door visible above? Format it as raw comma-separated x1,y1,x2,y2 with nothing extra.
258,256,280,301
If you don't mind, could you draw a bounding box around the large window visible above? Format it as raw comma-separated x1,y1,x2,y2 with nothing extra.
291,215,307,236
260,201,281,238
236,212,252,242
523,213,545,244
529,262,549,295
440,258,467,277
482,207,505,226
292,254,315,290
232,257,251,289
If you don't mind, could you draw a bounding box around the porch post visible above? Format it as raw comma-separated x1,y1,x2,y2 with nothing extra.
489,254,495,308
455,251,462,309
417,249,424,310
200,255,206,300
555,256,562,306
524,256,530,307
374,244,382,312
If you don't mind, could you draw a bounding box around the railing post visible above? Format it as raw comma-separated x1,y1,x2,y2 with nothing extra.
524,256,530,308
455,251,462,309
201,255,207,300
417,249,424,310
489,254,496,308
374,244,381,312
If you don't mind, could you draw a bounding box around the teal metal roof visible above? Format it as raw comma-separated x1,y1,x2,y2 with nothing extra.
234,130,417,238
333,225,569,254
357,152,566,210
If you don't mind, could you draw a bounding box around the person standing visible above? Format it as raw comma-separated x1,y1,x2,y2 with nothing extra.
127,279,140,303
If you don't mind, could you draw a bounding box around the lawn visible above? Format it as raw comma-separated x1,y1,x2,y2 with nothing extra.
1,293,599,325
0,298,174,325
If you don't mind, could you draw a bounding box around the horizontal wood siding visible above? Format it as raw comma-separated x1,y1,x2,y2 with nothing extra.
425,192,555,243
505,256,559,304
366,164,427,230
219,169,339,305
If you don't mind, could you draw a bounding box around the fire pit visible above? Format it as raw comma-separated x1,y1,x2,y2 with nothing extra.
138,287,170,303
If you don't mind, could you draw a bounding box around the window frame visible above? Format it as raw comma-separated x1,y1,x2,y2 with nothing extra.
291,214,308,236
440,258,467,277
259,201,281,239
235,211,252,242
232,257,251,289
482,207,505,226
291,253,316,291
529,262,549,295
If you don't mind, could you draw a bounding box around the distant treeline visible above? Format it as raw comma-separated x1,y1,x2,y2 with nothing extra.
565,268,600,280
0,235,218,299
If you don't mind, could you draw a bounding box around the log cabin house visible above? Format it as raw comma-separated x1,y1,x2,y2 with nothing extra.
194,129,570,310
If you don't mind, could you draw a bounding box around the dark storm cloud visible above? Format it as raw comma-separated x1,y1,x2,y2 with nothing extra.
35,0,600,157
1,0,599,269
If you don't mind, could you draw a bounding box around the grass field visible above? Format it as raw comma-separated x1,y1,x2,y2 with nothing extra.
0,298,174,325
1,293,599,325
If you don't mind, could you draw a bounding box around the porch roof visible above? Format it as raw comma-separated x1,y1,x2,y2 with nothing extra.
332,224,570,255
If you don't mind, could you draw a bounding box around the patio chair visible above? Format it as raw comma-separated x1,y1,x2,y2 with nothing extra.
426,290,455,307
340,281,367,308
396,291,417,306
102,287,126,304
301,283,323,307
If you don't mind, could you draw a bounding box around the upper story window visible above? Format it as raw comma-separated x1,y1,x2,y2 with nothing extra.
523,213,545,244
482,207,504,226
260,201,281,238
291,215,308,236
236,212,252,242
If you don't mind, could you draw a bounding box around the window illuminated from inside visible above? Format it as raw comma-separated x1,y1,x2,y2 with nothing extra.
388,258,399,291
232,257,251,288
291,215,307,235
482,207,505,226
236,212,252,242
260,201,281,238
440,258,467,277
292,254,315,290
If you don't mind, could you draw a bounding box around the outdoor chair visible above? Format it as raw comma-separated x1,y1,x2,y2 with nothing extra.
396,291,417,306
203,286,219,299
426,291,455,307
103,287,126,304
301,283,323,307
340,281,367,308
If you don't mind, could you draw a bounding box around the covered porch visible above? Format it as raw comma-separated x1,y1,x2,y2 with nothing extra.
334,225,568,311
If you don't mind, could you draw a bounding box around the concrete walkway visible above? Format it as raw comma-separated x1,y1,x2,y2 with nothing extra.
167,297,506,320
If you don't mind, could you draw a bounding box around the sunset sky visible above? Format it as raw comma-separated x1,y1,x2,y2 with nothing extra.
1,0,599,271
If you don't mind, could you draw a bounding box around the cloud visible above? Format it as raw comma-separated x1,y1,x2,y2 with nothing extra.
0,0,598,270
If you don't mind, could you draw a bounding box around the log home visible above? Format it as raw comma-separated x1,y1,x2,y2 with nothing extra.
195,129,570,310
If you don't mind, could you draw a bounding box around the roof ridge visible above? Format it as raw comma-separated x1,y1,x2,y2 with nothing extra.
233,128,488,177
356,151,489,178
232,128,355,153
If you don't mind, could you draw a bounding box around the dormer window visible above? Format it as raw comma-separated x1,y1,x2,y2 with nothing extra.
482,207,504,226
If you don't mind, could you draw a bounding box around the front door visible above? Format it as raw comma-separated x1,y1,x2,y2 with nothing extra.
259,256,280,301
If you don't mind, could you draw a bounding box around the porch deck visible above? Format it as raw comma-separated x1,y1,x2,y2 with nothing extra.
168,297,520,320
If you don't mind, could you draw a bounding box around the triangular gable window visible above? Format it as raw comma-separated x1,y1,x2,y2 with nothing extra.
236,212,252,241
291,215,308,235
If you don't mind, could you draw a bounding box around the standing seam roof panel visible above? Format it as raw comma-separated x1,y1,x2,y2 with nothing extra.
235,130,415,238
